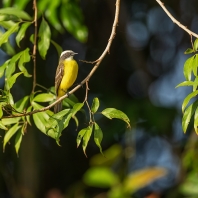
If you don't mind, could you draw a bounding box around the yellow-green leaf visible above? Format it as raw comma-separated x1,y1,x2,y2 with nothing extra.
91,97,99,113
94,123,103,155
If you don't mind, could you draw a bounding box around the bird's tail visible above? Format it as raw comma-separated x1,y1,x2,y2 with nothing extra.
54,101,62,113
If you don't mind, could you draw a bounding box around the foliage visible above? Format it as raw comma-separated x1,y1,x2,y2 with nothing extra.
0,1,130,155
176,38,198,134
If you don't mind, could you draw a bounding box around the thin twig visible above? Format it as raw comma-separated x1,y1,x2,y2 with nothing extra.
32,0,38,93
156,0,198,38
2,0,121,119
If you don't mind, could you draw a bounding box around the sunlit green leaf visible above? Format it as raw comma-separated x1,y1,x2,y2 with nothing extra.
18,48,31,77
26,106,32,125
83,167,119,188
0,7,31,20
102,108,130,128
15,128,23,155
5,72,23,90
194,39,198,51
76,127,87,148
184,48,194,54
16,22,31,47
14,0,30,10
0,14,19,21
82,125,93,157
0,23,19,46
94,123,103,155
14,95,29,113
192,54,198,76
51,40,63,57
33,93,55,102
91,97,99,113
5,61,15,78
0,121,8,130
1,117,21,125
3,123,21,151
176,81,195,88
182,101,198,133
184,56,194,81
193,76,198,91
194,107,198,134
0,60,9,78
0,20,16,29
38,17,51,59
182,91,198,112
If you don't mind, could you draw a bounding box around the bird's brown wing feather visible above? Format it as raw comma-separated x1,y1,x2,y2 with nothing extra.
55,62,64,95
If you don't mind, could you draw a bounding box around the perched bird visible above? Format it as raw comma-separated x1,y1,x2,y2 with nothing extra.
54,50,78,113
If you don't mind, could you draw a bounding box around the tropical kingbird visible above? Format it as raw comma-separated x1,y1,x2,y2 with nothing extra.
54,50,78,113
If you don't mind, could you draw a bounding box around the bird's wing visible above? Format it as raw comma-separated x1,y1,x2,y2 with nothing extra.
55,62,64,95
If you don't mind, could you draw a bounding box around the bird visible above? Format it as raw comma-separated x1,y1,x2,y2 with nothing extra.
54,50,78,113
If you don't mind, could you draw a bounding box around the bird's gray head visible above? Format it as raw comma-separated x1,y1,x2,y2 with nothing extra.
60,50,78,61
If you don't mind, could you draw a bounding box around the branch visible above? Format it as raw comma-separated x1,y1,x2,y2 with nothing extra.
156,0,198,38
32,0,38,93
2,0,121,119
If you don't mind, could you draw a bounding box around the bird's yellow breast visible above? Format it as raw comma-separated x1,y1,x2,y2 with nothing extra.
58,59,78,97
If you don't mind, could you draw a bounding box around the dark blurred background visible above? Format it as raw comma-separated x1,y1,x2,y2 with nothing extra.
0,0,198,197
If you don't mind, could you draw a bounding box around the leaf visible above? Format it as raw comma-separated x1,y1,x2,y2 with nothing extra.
194,39,198,51
0,7,32,20
83,167,119,188
0,20,16,29
192,54,198,76
14,95,29,113
0,60,9,78
38,17,51,59
0,121,8,130
13,0,30,10
102,108,130,128
33,93,55,102
5,61,15,78
175,81,195,88
82,125,93,157
1,117,21,125
193,76,198,91
26,106,32,125
76,127,87,148
0,23,19,46
51,40,62,56
182,101,198,133
3,123,22,151
91,97,99,113
182,91,198,112
123,167,167,193
94,123,103,155
15,128,23,155
184,56,194,81
5,72,23,90
16,22,31,47
184,48,194,54
18,48,31,77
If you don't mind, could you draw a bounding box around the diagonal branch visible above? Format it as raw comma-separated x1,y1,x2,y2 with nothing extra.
156,0,198,38
2,0,121,119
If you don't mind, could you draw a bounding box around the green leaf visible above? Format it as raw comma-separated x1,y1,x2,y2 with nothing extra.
32,113,47,134
0,13,20,21
14,0,30,10
182,101,198,133
33,93,55,102
175,81,195,88
94,123,103,155
184,56,194,81
0,23,19,46
193,76,198,91
184,48,194,54
5,61,15,78
82,125,93,157
18,48,31,77
102,108,131,128
14,95,29,113
0,121,8,130
0,7,31,20
38,17,51,59
76,127,87,148
26,106,32,125
83,167,119,188
3,123,21,151
0,104,3,118
0,20,16,29
0,60,9,78
192,54,198,76
16,22,31,47
15,128,23,155
5,72,23,90
182,91,198,112
91,97,99,113
51,40,63,56
1,117,21,125
194,39,198,51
